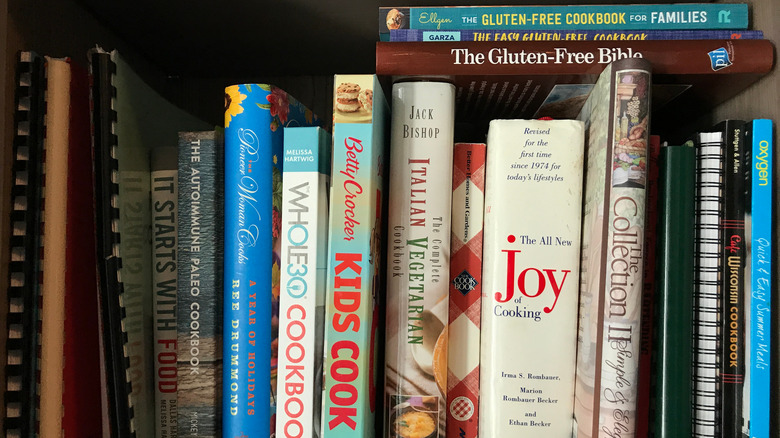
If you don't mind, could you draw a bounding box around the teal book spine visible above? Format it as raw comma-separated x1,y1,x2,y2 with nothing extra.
651,144,696,437
379,4,749,40
322,74,389,438
223,84,320,437
178,130,224,437
748,119,772,438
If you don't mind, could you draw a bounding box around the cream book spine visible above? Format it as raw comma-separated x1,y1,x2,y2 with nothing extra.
480,119,584,438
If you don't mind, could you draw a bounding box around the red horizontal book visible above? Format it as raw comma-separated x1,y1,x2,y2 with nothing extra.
376,39,774,136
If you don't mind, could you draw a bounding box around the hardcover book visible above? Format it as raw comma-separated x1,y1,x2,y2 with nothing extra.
321,74,389,438
573,57,652,438
275,126,331,438
3,51,45,438
178,130,224,438
446,143,486,438
223,84,320,437
651,143,696,437
378,4,749,40
389,29,763,42
384,80,455,438
692,130,725,437
481,119,584,437
748,119,772,438
39,56,72,438
375,39,774,138
151,146,179,438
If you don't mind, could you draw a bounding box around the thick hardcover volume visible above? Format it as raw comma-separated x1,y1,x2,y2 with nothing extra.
178,131,223,437
651,144,696,437
62,60,103,438
714,120,748,438
748,119,772,438
322,74,388,438
152,146,179,438
378,4,749,39
390,29,763,42
39,57,71,438
573,57,652,438
3,51,45,438
276,126,331,438
223,84,320,437
481,120,584,437
635,135,661,438
446,143,486,438
693,131,725,438
376,39,773,131
384,81,455,438
89,49,136,438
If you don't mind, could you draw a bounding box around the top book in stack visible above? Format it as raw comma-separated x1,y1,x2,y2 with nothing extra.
379,4,749,41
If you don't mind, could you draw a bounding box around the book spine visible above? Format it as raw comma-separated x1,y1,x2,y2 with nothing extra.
89,48,136,438
389,28,763,42
3,51,46,438
223,84,320,437
384,81,455,438
481,120,584,437
574,58,652,438
178,131,223,438
446,143,486,438
749,119,772,438
379,4,748,37
651,144,696,437
375,39,775,76
693,131,724,438
322,74,388,438
39,56,71,438
275,127,330,438
636,135,661,438
718,120,748,438
151,147,179,438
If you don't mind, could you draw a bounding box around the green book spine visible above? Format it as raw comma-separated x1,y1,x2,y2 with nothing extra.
651,143,696,436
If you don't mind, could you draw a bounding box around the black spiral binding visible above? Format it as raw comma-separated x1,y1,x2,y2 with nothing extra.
89,48,136,438
4,51,46,438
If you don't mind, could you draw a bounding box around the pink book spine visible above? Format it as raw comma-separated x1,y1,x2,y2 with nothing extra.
446,143,487,438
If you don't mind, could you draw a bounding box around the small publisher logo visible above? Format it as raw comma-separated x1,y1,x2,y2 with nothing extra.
450,396,475,421
708,47,733,71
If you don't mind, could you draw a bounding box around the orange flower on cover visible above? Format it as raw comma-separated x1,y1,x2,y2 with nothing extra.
224,85,246,128
267,87,290,124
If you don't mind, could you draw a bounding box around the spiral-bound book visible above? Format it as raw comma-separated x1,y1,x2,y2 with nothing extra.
3,51,46,438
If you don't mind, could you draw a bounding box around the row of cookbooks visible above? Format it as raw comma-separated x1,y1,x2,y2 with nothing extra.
1,6,777,438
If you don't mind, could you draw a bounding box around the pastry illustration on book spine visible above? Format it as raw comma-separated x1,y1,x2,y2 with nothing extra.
223,84,320,437
384,81,455,438
573,57,652,438
480,119,584,437
322,74,389,438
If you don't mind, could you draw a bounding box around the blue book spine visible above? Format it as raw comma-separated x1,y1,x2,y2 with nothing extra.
749,119,772,438
389,28,763,42
223,84,320,437
379,4,749,40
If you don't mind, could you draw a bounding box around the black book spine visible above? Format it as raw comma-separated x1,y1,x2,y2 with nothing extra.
3,51,45,438
89,49,136,438
716,120,748,438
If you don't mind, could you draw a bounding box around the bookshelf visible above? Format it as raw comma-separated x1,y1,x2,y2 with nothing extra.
0,0,777,434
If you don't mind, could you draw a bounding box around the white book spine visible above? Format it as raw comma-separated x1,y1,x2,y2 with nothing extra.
276,127,329,438
480,119,584,437
384,81,455,438
151,164,179,438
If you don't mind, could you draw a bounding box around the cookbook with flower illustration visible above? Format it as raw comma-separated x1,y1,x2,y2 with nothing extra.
322,74,389,438
384,81,455,438
573,57,652,438
223,83,320,437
